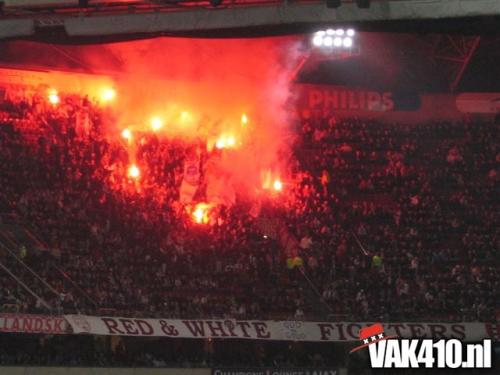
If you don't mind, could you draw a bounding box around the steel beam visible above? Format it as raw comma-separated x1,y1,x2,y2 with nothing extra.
62,1,500,37
429,34,481,91
2,1,500,39
0,18,34,39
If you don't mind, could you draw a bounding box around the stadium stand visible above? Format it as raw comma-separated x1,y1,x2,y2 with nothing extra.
0,90,498,325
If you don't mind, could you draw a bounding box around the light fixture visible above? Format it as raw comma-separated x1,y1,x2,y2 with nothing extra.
312,34,324,47
323,36,333,47
343,37,353,48
311,27,356,50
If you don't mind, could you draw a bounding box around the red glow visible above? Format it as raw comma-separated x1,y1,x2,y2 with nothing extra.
215,139,225,149
121,128,132,141
128,164,140,179
192,203,210,224
241,113,248,126
99,37,299,205
100,87,116,103
48,89,60,105
215,134,237,149
227,136,236,147
262,170,282,191
5,36,301,215
273,179,283,191
180,111,190,122
150,116,163,131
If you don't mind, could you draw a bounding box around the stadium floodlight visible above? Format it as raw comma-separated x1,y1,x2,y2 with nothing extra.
311,27,356,51
343,37,353,48
312,34,324,47
323,36,333,47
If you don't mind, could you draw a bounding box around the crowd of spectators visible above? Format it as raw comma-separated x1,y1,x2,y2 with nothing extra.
0,87,498,324
292,113,499,322
0,89,301,319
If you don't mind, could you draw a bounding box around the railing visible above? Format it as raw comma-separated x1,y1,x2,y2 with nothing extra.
0,215,98,313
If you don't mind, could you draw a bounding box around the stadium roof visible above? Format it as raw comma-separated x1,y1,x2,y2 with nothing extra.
1,0,500,42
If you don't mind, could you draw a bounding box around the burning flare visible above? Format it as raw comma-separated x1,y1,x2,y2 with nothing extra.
273,179,283,191
128,164,140,179
192,203,211,224
241,113,248,126
121,128,132,141
48,89,60,105
150,116,163,131
100,87,116,103
215,134,237,149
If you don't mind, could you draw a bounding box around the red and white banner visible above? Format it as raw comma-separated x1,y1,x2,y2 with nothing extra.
64,315,499,342
0,313,68,334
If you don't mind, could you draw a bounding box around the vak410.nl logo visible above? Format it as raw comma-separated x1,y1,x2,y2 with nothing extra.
350,323,492,369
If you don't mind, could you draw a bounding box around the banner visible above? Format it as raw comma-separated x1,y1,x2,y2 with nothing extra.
0,313,68,334
212,369,339,375
292,84,472,124
294,84,422,113
179,153,201,203
456,92,500,114
64,315,499,342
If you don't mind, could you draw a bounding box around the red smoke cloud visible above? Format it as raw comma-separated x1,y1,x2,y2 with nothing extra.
102,36,303,203
0,36,304,208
